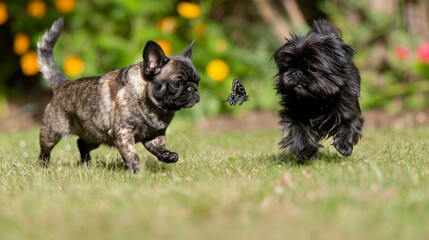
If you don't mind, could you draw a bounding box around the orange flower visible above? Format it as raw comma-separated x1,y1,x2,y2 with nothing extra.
64,55,84,76
155,39,172,56
206,59,229,82
177,2,201,19
0,2,8,25
27,0,46,19
20,51,39,76
157,16,178,33
14,33,30,55
55,0,76,13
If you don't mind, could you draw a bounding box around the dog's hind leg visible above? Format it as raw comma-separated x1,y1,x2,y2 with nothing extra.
77,138,100,166
39,107,70,166
39,124,63,166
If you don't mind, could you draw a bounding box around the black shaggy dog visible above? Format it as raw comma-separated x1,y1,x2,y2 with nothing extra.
273,19,364,161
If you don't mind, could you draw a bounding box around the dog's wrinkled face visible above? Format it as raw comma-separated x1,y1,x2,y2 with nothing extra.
143,41,200,111
273,24,356,99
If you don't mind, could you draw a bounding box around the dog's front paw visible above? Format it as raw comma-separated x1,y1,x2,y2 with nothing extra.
158,151,179,163
296,146,319,160
333,139,353,156
287,135,321,161
125,161,140,174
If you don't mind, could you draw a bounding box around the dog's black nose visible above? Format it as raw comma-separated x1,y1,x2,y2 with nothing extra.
294,71,303,77
187,87,193,92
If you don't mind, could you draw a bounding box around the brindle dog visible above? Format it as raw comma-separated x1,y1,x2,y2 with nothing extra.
37,18,200,173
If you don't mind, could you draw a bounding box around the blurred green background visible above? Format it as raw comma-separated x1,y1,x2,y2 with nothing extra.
1,0,429,130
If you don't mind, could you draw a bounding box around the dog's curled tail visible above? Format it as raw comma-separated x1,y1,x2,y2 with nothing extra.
37,17,68,89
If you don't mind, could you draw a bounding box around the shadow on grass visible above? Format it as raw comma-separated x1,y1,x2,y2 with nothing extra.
97,157,169,173
266,149,345,166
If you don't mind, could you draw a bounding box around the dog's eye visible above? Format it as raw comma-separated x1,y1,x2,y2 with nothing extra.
308,66,317,72
281,67,289,72
173,80,184,88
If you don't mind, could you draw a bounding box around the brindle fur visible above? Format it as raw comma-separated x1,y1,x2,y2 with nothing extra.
37,18,200,173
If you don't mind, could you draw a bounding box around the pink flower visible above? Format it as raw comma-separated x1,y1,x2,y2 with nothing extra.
395,46,409,59
417,43,429,64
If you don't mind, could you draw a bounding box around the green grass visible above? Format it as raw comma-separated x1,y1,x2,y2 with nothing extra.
1,126,428,240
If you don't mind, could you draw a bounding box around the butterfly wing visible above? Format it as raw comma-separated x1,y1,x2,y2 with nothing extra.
223,95,236,105
232,78,249,105
224,78,249,106
237,95,249,106
232,78,247,97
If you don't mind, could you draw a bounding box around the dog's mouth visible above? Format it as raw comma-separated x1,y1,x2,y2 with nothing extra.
183,93,200,108
290,83,318,99
161,91,200,111
150,81,200,111
293,84,306,93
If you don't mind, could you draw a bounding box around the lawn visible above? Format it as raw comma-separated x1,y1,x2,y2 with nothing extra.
0,124,428,240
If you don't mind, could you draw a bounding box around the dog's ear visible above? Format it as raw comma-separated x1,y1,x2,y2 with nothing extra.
180,40,195,59
142,41,169,79
312,19,340,37
342,44,356,59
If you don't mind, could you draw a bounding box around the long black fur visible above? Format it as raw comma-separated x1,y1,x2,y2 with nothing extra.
273,19,364,161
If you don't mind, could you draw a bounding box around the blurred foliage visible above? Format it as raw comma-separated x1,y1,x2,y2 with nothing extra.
0,0,278,122
1,0,429,123
320,0,429,114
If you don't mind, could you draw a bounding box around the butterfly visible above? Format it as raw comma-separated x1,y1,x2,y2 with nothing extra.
223,78,249,106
